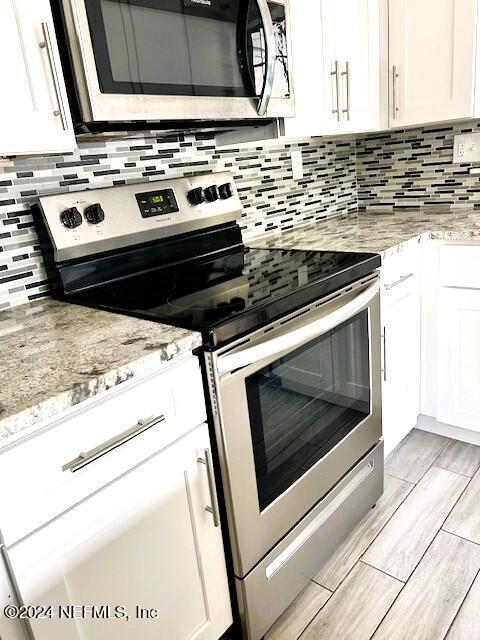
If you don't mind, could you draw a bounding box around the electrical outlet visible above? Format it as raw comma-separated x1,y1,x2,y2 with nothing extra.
453,133,480,163
291,149,304,180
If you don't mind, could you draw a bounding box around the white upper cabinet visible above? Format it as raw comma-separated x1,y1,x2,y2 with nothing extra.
389,0,477,128
284,0,388,138
0,0,75,156
320,0,388,134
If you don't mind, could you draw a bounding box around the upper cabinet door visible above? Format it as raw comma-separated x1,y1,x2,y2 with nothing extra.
389,0,477,128
0,0,75,156
282,0,326,138
321,0,388,134
284,0,387,139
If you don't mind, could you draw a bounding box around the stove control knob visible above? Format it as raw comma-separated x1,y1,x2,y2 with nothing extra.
219,183,234,200
85,203,105,225
60,207,83,229
204,185,220,203
187,187,206,206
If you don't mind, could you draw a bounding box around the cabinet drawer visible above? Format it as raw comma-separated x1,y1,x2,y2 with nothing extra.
381,246,420,308
439,244,480,289
0,355,206,546
237,442,383,640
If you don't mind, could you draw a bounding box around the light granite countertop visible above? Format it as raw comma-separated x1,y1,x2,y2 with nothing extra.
249,209,480,257
0,299,202,445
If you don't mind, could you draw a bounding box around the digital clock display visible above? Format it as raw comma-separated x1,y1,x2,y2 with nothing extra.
135,188,179,218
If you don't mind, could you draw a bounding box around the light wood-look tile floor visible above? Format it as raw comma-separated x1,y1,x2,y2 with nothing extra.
265,429,480,640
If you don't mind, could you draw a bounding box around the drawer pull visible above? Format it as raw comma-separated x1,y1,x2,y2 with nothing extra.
62,414,166,473
384,272,414,291
198,448,221,527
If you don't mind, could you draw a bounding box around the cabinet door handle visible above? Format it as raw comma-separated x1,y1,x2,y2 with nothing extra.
40,22,68,131
341,61,350,121
383,327,387,382
331,60,341,121
62,414,166,473
198,448,221,527
392,65,399,119
384,272,414,291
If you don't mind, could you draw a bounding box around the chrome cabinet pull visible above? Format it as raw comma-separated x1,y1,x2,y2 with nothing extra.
383,327,387,382
331,60,341,121
62,414,166,473
256,0,276,116
198,448,220,527
384,272,414,291
40,22,68,131
341,61,350,121
392,65,399,119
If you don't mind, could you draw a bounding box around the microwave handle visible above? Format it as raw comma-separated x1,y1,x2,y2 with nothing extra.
256,0,276,116
217,279,379,375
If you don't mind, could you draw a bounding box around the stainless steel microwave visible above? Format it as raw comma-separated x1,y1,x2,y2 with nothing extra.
53,0,295,129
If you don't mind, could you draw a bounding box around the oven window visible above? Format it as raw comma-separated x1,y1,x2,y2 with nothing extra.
84,0,270,97
246,310,371,512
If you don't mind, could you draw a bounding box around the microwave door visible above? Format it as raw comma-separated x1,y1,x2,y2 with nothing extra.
84,0,247,97
64,0,293,122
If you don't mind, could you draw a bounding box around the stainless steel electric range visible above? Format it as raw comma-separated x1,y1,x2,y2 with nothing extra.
34,171,383,640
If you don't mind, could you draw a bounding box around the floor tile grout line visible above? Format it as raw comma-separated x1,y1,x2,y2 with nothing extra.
301,434,472,640
434,464,473,479
355,479,416,566
440,527,480,547
385,428,451,486
312,479,414,594
288,582,333,640
364,555,414,640
366,526,460,640
441,566,480,640
366,477,479,637
412,431,452,484
366,468,475,638
359,558,405,584
384,471,416,485
300,557,402,640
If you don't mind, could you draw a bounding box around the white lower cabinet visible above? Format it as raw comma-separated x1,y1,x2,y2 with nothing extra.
437,288,480,430
381,249,421,456
4,422,232,640
0,552,28,640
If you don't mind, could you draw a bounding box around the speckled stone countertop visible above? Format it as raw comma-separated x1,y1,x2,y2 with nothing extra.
249,209,480,256
0,299,202,445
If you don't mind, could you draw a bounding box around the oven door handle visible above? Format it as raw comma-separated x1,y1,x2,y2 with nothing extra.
217,279,379,375
256,0,276,116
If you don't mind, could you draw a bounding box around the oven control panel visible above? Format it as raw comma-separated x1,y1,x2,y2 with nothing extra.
37,172,241,262
135,188,179,218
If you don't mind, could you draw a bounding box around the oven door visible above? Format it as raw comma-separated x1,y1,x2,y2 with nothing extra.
62,0,294,122
207,275,382,577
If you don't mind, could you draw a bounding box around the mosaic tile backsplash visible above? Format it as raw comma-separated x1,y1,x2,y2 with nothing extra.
0,133,357,309
356,119,480,210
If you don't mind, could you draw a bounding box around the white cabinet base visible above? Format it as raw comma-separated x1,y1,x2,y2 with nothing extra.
436,287,480,430
417,414,480,448
4,423,232,640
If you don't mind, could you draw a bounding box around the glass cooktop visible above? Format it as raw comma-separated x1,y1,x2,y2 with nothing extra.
70,246,381,348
